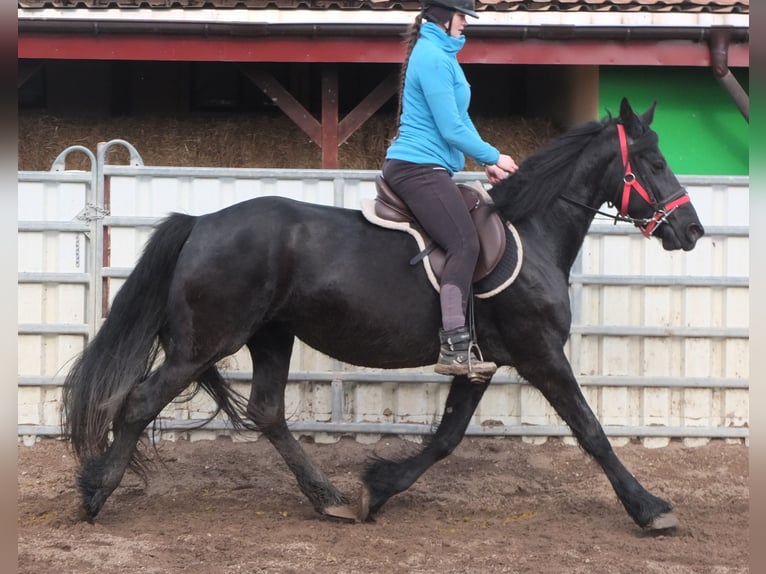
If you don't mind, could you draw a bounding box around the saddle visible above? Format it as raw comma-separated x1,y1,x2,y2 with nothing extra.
369,174,507,283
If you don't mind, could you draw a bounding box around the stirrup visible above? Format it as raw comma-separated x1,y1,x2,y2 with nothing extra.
434,341,496,383
466,341,496,383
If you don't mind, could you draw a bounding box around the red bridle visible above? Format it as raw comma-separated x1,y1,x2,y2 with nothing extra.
617,123,690,238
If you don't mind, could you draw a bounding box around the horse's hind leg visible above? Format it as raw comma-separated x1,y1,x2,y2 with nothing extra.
359,376,489,520
527,354,678,531
77,360,199,521
246,327,356,520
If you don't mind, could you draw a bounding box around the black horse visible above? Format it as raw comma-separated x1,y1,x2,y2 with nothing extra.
63,98,704,531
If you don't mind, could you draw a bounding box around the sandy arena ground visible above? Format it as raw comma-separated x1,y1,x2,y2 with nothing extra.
18,435,748,574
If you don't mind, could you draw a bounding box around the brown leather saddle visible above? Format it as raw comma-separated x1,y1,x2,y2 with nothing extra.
372,174,507,283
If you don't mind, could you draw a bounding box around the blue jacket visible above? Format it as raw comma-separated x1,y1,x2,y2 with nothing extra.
385,21,500,175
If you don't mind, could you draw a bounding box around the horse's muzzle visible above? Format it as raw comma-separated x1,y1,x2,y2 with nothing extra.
685,222,705,250
661,220,704,252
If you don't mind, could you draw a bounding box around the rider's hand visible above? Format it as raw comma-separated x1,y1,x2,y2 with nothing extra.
484,164,507,185
484,154,518,185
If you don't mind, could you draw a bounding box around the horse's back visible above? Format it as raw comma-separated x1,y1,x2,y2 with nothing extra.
171,197,360,288
205,195,359,231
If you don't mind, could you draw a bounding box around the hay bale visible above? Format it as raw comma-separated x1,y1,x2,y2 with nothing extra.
18,109,560,172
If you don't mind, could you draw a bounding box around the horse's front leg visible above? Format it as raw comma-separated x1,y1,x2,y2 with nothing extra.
524,353,679,531
359,375,489,520
246,328,355,520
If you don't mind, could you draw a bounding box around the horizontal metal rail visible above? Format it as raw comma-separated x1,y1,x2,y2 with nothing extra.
103,216,158,228
102,217,749,241
586,224,748,237
18,323,90,336
93,166,748,186
18,221,90,233
569,325,748,338
18,321,748,340
20,167,748,191
100,266,750,291
19,422,749,440
17,371,748,390
18,171,93,183
223,370,751,389
574,275,748,287
18,272,90,284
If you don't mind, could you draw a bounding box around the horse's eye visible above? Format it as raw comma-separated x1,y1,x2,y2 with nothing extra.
652,161,666,173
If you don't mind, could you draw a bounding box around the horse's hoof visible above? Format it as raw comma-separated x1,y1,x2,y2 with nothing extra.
647,512,679,531
78,503,97,524
357,484,371,522
322,504,359,522
78,492,104,523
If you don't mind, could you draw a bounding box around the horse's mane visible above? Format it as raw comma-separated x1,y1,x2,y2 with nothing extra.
490,117,612,223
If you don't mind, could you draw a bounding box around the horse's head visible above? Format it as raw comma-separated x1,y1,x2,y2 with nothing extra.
612,98,705,251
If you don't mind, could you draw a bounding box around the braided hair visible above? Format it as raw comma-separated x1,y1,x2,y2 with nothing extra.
394,13,425,133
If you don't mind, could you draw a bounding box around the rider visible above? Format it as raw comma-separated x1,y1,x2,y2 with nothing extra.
381,0,519,380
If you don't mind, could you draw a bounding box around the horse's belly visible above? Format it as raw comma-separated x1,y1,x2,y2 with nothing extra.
290,313,440,370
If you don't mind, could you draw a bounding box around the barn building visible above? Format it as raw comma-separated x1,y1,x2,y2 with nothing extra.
18,0,749,173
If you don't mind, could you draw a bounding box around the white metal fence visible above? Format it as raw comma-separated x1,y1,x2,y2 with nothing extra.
17,141,750,446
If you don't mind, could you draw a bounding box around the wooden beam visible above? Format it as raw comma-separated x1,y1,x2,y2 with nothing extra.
18,34,749,67
18,60,43,89
338,70,399,145
321,65,339,169
241,65,321,147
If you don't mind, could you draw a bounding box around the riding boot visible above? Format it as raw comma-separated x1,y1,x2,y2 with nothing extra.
434,326,497,382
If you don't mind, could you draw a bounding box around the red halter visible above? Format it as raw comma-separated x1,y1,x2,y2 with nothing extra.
616,123,690,238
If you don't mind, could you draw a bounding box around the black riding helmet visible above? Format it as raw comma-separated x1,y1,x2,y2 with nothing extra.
423,0,479,19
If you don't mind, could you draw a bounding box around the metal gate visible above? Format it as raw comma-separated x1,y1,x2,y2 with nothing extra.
18,141,750,445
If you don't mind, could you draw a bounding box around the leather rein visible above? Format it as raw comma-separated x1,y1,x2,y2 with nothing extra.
561,123,690,238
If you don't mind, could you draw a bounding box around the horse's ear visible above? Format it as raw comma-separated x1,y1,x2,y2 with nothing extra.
640,101,657,126
619,98,634,123
619,97,643,137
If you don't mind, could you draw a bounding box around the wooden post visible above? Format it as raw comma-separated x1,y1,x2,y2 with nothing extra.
321,65,339,169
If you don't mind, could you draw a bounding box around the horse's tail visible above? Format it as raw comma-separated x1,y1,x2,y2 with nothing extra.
62,212,197,463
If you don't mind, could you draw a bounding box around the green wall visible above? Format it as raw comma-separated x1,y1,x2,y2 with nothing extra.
599,67,749,176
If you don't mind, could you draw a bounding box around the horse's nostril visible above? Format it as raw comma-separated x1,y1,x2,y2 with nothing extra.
689,224,705,239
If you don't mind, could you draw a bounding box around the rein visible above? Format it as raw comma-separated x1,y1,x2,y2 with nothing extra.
560,123,690,237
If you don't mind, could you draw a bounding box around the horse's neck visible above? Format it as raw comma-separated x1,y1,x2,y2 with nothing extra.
538,159,614,272
551,188,600,270
490,125,620,273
